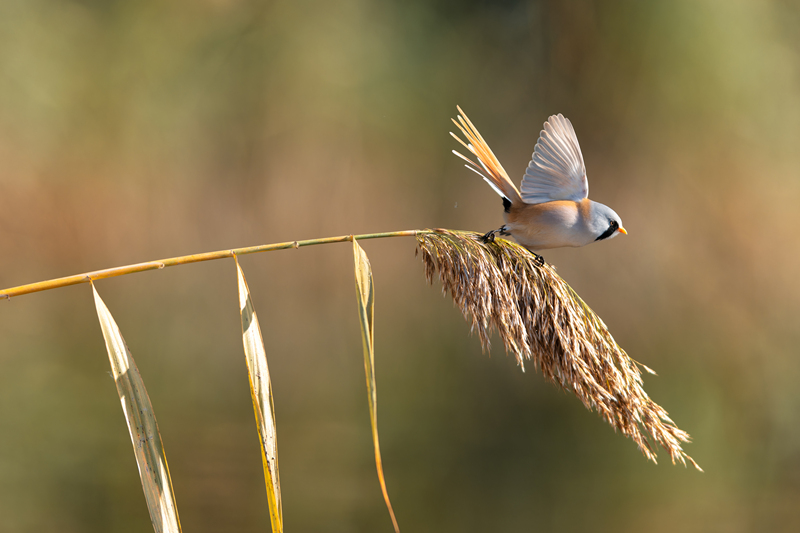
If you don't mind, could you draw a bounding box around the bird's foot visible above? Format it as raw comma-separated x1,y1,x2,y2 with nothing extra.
481,229,498,243
481,225,509,244
532,253,545,267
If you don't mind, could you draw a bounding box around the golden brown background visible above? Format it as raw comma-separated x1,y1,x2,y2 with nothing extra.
1,0,799,531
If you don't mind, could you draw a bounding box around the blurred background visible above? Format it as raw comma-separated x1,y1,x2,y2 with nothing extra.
1,0,799,531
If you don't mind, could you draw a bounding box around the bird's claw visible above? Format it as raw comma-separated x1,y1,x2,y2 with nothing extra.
482,227,545,265
481,225,508,244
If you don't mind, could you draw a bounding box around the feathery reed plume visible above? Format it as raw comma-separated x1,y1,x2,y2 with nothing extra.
416,229,701,470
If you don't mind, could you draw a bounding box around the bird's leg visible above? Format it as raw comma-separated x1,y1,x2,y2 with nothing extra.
480,228,499,243
481,225,508,243
481,227,545,265
481,225,510,243
520,244,545,266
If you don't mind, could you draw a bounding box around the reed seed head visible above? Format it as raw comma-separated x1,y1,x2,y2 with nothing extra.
416,229,701,470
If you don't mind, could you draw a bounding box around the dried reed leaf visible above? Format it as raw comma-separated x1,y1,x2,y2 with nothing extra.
353,238,401,533
416,229,701,470
91,284,182,533
235,259,283,532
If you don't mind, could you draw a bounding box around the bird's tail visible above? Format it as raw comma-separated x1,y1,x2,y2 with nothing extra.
450,106,522,206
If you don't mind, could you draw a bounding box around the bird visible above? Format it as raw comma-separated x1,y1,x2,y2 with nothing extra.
450,106,627,257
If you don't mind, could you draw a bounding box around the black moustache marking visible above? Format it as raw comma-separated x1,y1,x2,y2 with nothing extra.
502,197,511,212
596,219,619,241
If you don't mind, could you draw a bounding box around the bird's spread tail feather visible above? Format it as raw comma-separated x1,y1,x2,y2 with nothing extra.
450,106,522,205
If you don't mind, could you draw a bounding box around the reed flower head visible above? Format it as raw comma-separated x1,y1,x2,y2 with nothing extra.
416,229,700,470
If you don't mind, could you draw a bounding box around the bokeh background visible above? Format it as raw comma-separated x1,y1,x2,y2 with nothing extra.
1,0,799,531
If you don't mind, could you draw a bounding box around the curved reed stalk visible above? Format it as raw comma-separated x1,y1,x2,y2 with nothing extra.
0,227,699,469
416,229,701,470
0,230,426,299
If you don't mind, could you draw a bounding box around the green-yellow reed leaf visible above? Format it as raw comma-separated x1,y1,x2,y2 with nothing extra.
353,238,401,533
91,284,182,533
235,259,283,533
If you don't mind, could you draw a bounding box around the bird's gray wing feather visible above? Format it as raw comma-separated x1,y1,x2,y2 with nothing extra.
520,114,588,204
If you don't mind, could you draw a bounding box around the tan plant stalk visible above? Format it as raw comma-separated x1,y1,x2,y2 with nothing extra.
416,229,701,470
0,230,426,299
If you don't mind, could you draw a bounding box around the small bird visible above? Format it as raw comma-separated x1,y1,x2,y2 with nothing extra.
451,106,627,254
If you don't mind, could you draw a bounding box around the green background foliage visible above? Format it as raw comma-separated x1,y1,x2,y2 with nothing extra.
1,1,799,531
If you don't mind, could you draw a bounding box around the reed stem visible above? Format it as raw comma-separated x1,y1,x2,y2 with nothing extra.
0,229,429,300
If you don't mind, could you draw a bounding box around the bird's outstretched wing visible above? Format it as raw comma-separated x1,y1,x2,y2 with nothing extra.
520,114,588,204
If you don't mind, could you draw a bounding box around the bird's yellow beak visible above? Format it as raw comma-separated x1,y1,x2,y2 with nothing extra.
618,226,628,235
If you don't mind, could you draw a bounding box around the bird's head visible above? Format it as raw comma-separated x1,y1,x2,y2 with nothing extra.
590,203,627,242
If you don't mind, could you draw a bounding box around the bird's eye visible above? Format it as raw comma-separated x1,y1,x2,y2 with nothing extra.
595,220,619,241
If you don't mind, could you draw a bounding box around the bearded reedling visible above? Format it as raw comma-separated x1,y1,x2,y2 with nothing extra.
451,107,627,259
